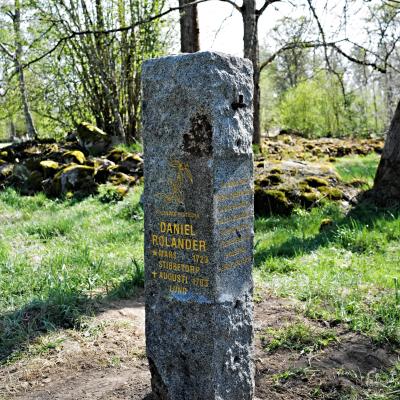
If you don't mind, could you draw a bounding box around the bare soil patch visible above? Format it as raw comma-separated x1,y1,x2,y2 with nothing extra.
0,292,397,400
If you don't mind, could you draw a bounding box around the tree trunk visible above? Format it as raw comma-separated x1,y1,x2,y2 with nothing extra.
13,0,38,141
241,0,261,145
372,99,400,204
178,0,200,53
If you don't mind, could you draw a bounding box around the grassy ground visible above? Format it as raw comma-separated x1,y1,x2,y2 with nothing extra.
0,186,144,361
1,153,399,398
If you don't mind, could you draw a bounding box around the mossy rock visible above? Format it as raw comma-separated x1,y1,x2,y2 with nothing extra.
63,150,86,165
268,173,283,185
0,151,8,159
88,158,115,184
107,172,135,186
22,146,41,158
0,163,13,179
298,191,321,208
254,188,293,217
304,176,329,188
269,167,282,174
122,153,143,163
254,177,270,188
319,186,343,200
116,153,144,175
106,148,129,163
49,164,97,197
28,170,44,193
255,161,265,168
40,160,61,178
298,182,313,193
76,122,111,156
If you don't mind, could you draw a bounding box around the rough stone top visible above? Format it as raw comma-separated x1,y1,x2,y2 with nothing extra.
142,51,254,158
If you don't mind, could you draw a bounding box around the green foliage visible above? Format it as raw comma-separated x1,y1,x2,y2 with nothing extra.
275,72,386,138
334,153,380,187
98,184,127,203
262,72,384,138
255,199,400,345
0,186,144,362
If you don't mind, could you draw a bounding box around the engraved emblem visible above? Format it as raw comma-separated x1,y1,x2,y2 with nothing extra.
157,159,193,204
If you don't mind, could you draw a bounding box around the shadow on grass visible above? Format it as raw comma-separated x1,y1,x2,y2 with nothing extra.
254,201,400,267
0,269,144,364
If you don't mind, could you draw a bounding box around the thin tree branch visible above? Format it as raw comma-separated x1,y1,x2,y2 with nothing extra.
257,0,282,16
0,42,15,60
216,0,241,12
260,40,390,74
22,0,210,70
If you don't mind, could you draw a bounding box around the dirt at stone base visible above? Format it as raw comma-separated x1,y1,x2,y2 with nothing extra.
0,292,397,400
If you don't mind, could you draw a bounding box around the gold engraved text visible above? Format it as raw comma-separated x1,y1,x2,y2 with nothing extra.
152,235,206,251
221,256,252,272
159,260,200,274
160,222,195,236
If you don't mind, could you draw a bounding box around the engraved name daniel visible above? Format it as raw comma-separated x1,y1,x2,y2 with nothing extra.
152,222,206,252
151,221,210,295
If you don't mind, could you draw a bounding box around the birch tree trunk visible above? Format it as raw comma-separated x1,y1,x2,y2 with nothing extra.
178,0,200,53
241,0,262,145
13,0,38,140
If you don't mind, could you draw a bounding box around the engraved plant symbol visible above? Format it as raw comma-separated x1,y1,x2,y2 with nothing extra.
158,159,193,204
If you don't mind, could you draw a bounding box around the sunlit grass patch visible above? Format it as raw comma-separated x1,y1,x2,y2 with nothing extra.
334,153,380,187
0,186,145,362
255,201,400,345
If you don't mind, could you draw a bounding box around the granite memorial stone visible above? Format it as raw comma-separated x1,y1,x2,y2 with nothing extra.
142,51,254,400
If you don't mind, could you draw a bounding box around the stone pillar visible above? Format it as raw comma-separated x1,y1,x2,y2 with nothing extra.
142,52,254,400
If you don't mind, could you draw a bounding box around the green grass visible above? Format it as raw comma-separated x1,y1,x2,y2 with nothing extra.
334,153,380,187
255,202,400,345
0,186,144,362
262,322,337,353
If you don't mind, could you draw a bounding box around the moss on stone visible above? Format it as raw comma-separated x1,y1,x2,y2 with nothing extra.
254,188,293,217
106,148,129,163
298,182,313,193
268,173,283,185
40,160,60,170
63,150,86,164
319,186,343,200
108,172,134,186
0,163,13,178
122,153,143,163
77,122,107,139
269,167,282,175
299,191,321,208
304,176,329,188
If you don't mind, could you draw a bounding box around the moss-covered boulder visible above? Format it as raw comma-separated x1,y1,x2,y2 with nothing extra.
76,122,111,156
115,153,143,175
46,164,97,198
40,160,61,178
304,176,329,188
107,171,135,186
106,148,129,163
62,150,86,165
91,158,116,184
0,163,13,179
254,188,293,217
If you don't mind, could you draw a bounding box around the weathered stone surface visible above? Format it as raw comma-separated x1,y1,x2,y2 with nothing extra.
76,122,111,155
142,52,254,400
